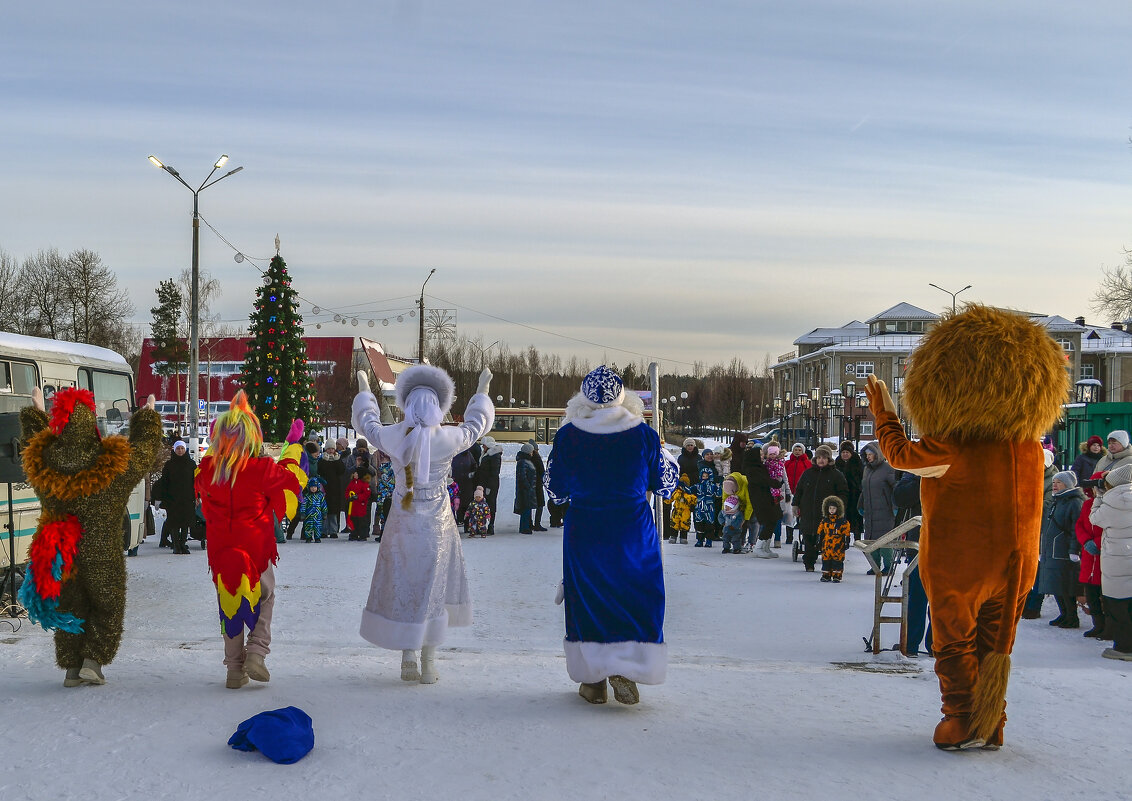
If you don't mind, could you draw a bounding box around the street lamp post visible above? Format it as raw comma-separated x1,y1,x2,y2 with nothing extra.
418,268,437,363
149,154,243,457
680,391,689,435
928,282,972,314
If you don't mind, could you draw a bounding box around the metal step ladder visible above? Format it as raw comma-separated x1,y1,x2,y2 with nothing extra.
853,516,921,655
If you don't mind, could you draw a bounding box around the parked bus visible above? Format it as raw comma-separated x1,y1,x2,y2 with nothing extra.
486,407,656,444
0,332,146,573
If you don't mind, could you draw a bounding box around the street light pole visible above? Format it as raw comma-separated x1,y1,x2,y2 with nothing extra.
928,282,972,314
149,154,243,457
418,268,437,363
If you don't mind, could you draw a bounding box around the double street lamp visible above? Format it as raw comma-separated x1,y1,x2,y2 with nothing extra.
149,154,244,457
928,282,972,314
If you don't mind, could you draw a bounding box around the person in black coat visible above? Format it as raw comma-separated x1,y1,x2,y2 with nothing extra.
835,442,864,538
894,470,932,656
744,446,784,558
452,445,480,533
159,440,197,554
319,445,348,537
476,436,504,534
528,439,548,531
792,445,849,572
677,438,700,486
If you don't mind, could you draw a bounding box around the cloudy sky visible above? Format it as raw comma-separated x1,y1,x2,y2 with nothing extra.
2,1,1130,371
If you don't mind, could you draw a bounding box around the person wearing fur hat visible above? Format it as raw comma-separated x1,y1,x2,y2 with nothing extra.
792,445,848,573
352,364,495,684
545,366,678,705
1071,436,1106,488
677,438,700,487
18,388,163,687
866,305,1068,750
475,435,504,536
319,442,347,538
158,439,197,554
1037,471,1085,628
817,496,851,582
1088,464,1132,660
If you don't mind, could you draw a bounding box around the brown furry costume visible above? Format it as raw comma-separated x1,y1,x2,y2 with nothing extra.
865,305,1067,750
20,397,162,683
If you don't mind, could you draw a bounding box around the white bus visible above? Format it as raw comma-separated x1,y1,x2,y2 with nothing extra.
0,331,146,572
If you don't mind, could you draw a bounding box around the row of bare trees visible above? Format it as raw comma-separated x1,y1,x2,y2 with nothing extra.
0,246,135,355
425,335,775,432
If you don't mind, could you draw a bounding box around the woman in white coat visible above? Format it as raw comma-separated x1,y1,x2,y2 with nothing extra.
1089,462,1132,660
352,364,494,683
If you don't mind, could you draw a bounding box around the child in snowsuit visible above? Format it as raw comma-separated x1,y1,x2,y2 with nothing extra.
464,486,493,538
372,456,396,539
694,464,721,547
448,479,461,521
300,478,328,542
719,495,745,554
669,474,696,544
346,471,372,540
818,495,851,582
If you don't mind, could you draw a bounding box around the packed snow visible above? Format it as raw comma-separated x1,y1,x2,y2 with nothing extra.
1,445,1128,801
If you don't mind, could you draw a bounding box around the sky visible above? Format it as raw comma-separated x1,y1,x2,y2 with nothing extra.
2,1,1131,372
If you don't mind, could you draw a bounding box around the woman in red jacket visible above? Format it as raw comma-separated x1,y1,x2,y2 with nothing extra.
1077,471,1107,638
783,443,812,544
195,391,307,689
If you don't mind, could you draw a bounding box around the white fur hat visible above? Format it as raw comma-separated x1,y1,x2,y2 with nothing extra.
395,364,456,414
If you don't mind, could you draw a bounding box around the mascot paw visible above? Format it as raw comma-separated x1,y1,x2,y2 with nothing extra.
865,374,897,415
286,419,305,444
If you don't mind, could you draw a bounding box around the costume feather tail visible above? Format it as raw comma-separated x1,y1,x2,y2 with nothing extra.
18,515,85,633
213,549,263,638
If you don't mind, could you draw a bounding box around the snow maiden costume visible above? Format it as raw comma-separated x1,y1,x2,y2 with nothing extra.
18,388,163,687
195,391,307,689
351,365,495,684
545,366,678,705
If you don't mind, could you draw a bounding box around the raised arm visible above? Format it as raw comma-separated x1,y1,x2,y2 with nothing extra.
123,396,163,486
866,375,956,477
454,368,496,449
351,370,385,451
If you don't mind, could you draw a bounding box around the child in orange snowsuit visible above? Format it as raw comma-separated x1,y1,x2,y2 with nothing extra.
818,495,851,582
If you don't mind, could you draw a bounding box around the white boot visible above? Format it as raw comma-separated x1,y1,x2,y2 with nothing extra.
401,649,420,682
753,540,776,559
79,658,106,685
419,646,438,684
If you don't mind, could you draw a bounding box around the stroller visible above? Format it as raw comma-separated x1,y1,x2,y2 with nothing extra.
190,499,207,550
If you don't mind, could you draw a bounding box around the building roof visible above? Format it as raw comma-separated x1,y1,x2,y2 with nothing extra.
1030,314,1087,334
865,302,939,323
793,321,867,346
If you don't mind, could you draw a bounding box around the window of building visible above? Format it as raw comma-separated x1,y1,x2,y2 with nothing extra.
910,321,925,333
859,421,874,437
896,320,908,332
1057,338,1074,351
854,361,874,378
1081,364,1095,379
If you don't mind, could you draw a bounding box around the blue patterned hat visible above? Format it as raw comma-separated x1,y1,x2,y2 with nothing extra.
580,365,625,407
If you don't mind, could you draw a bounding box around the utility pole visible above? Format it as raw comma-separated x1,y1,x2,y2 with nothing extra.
418,268,436,363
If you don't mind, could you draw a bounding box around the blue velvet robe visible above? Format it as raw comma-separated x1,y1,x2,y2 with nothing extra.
545,420,677,684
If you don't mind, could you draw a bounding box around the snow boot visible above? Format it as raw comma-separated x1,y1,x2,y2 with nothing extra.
578,680,607,704
1102,647,1132,661
420,646,439,684
226,669,249,689
401,650,421,681
694,540,704,547
753,540,778,559
773,541,782,549
608,675,640,705
64,667,83,688
78,659,106,685
245,653,270,682
934,715,984,751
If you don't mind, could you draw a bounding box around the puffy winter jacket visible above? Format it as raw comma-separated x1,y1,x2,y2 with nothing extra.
1090,482,1132,599
1076,495,1103,586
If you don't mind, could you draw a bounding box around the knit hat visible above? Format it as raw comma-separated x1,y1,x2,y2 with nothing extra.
723,495,739,514
1052,470,1077,489
1043,449,1055,469
722,477,738,495
815,444,835,462
683,437,697,448
520,443,534,455
765,444,781,458
336,437,348,450
173,440,187,451
1106,463,1132,488
791,442,805,452
1087,435,1104,448
474,486,485,501
1108,430,1130,449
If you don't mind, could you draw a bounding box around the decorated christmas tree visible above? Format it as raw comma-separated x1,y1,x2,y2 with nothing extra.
241,252,318,441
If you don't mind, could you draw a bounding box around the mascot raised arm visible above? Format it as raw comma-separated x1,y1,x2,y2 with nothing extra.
866,305,1067,751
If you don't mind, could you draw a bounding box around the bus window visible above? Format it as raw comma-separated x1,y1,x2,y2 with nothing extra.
0,361,39,413
78,369,135,437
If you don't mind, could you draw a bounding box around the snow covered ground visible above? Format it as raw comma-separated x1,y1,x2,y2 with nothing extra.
2,449,1129,801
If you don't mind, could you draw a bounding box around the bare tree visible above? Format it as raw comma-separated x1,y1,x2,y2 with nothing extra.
1090,250,1132,323
0,247,25,333
62,249,134,351
17,248,69,339
177,267,224,338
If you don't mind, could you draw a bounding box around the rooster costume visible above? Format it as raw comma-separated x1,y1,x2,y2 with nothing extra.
195,391,306,687
865,305,1067,750
18,388,163,687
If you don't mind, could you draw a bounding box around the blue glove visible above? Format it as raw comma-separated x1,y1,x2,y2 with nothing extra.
1085,540,1100,556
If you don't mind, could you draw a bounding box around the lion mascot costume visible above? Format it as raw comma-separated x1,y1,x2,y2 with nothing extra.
18,388,163,687
865,305,1067,751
